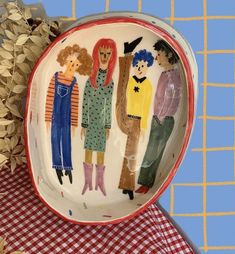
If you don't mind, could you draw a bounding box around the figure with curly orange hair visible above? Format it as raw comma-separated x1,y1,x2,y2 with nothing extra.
45,44,92,185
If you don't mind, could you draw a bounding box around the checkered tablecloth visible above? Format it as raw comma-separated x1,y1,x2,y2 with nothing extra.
0,167,196,254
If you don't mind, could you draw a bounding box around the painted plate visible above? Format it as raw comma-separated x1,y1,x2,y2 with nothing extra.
25,12,198,225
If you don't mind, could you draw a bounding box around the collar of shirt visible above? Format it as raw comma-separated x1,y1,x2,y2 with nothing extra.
162,68,176,74
133,75,147,83
99,68,107,73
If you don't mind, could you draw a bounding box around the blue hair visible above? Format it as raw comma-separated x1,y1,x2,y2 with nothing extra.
132,49,154,67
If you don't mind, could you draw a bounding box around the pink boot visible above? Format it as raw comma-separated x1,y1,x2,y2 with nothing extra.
95,165,106,196
81,162,93,195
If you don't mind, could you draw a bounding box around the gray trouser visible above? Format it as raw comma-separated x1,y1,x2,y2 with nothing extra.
137,116,174,188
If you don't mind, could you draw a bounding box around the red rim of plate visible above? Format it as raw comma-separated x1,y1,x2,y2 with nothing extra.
24,16,195,225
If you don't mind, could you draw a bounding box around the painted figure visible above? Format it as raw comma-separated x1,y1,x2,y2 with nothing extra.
81,39,117,196
116,37,154,200
45,44,92,185
136,40,181,194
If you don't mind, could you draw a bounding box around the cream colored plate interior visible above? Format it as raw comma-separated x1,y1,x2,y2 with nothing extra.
25,13,198,224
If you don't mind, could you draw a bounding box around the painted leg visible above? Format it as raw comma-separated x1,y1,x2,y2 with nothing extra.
62,124,73,184
97,151,105,165
116,56,136,199
137,117,163,189
115,56,134,135
95,164,106,196
81,162,93,195
146,117,175,188
85,149,93,164
96,152,106,196
145,147,165,187
137,117,175,190
119,126,140,200
65,171,72,184
116,39,143,199
51,124,63,185
56,170,63,185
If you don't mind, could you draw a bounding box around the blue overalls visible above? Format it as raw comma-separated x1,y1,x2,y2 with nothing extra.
51,72,77,171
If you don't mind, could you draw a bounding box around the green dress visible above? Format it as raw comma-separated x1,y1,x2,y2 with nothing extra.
81,69,114,152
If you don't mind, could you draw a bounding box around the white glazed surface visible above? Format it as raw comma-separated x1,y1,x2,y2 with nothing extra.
26,13,198,224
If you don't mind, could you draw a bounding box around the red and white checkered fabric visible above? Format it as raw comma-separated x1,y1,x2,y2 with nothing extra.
0,167,195,254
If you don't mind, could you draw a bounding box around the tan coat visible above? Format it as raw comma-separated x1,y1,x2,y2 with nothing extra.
116,56,141,191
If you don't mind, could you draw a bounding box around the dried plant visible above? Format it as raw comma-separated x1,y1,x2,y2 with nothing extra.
0,237,25,254
0,1,61,171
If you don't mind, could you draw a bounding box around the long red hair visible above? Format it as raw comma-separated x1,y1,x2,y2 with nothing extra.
90,38,117,88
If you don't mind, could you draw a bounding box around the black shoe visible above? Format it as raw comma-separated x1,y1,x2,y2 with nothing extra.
56,170,63,185
124,37,143,54
127,190,134,200
122,189,134,200
65,170,73,184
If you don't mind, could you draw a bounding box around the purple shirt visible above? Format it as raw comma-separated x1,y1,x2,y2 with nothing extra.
154,68,181,122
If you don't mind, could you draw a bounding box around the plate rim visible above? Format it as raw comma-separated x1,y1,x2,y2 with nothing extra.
24,14,196,225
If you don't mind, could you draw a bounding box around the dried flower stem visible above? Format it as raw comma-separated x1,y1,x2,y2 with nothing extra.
0,0,61,171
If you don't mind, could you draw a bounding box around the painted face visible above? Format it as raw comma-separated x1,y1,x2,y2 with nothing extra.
66,54,81,73
155,50,171,67
98,46,112,69
134,60,148,79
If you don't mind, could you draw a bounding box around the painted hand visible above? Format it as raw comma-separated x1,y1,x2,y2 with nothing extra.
71,126,76,137
140,129,145,141
105,129,110,140
158,116,164,125
80,127,86,140
46,121,50,132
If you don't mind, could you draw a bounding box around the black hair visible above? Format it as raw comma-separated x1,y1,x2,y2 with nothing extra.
153,40,179,65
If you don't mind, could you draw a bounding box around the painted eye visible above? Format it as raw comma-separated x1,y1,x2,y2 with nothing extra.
158,54,160,56
142,65,144,67
136,65,138,67
107,52,111,55
100,52,104,55
70,60,73,63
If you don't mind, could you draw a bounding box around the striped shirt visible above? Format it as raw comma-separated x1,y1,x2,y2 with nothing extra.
45,72,79,126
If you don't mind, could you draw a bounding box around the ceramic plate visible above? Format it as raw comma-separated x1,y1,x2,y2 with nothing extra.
25,12,198,225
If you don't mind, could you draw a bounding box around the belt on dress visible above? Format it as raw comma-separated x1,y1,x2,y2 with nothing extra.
127,114,141,120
